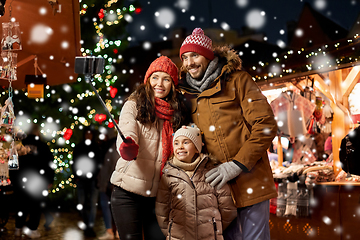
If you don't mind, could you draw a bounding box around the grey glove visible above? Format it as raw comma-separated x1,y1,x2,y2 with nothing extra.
205,161,242,190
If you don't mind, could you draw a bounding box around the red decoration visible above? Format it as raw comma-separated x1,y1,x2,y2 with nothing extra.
108,120,118,128
135,8,142,14
95,113,107,124
63,129,73,140
110,86,118,98
113,49,118,54
98,9,105,19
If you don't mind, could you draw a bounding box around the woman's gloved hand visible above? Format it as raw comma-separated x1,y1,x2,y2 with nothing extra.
119,137,139,160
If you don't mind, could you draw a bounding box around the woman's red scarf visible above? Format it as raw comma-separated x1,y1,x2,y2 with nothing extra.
155,98,174,176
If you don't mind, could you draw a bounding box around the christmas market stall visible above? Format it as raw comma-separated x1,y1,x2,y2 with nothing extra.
0,0,81,228
249,33,360,239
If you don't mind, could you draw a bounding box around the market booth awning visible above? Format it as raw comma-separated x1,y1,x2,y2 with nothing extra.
0,0,81,89
253,35,360,175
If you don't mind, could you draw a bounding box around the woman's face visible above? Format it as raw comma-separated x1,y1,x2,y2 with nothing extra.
149,71,173,99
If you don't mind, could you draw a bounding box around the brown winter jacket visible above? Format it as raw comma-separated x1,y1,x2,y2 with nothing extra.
155,153,237,240
179,46,278,208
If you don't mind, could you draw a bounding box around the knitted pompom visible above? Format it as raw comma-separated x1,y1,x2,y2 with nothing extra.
179,27,214,60
192,28,204,35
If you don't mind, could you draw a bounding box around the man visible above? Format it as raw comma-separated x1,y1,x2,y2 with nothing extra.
178,28,278,240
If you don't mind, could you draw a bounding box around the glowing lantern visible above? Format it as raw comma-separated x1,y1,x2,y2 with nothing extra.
25,75,46,98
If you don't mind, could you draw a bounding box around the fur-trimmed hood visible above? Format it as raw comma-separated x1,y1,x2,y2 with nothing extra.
213,45,242,73
179,45,242,78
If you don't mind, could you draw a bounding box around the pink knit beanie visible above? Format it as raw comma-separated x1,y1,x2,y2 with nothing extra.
179,28,214,60
144,56,178,86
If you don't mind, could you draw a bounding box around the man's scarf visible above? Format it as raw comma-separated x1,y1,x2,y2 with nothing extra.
155,97,174,176
186,57,224,92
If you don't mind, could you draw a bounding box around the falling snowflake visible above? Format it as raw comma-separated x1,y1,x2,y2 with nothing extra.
295,28,304,37
64,228,84,240
73,157,96,176
276,39,286,48
15,114,32,133
143,41,152,50
154,8,176,28
76,204,83,211
221,22,230,31
174,0,190,11
314,0,327,10
236,0,248,8
22,170,47,199
246,188,253,194
30,24,53,44
246,9,266,29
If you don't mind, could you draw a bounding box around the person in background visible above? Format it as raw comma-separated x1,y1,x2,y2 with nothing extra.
97,130,120,239
178,28,278,240
110,56,190,240
156,124,237,239
11,124,54,239
72,126,103,238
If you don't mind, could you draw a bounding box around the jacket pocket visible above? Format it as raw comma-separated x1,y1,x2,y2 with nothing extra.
168,219,173,239
209,88,236,104
212,217,217,240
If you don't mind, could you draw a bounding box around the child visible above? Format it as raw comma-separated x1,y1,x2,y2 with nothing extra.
155,125,237,240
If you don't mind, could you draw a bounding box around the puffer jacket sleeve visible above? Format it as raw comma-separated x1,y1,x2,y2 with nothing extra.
216,183,237,230
155,174,171,236
233,71,277,171
115,100,140,156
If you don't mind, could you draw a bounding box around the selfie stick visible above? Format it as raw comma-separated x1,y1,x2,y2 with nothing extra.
84,74,128,142
74,56,128,143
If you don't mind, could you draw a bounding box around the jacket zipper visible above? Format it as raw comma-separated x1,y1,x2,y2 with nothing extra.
149,132,161,193
122,160,133,173
168,219,173,239
212,217,217,240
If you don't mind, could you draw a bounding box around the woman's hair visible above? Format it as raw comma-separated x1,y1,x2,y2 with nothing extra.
127,78,190,131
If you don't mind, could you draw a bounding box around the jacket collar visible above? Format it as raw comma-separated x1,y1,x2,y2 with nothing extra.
162,153,208,185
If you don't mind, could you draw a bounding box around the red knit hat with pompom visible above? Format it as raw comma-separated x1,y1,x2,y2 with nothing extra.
179,28,214,60
144,56,178,86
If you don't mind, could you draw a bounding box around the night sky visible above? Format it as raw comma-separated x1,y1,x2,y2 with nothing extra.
124,0,360,47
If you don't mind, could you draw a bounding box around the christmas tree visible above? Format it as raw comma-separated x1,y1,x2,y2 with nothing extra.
0,0,140,208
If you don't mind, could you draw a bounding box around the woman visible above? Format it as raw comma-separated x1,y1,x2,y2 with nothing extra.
110,56,189,240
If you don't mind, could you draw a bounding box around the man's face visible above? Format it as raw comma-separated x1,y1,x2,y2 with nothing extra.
182,52,210,80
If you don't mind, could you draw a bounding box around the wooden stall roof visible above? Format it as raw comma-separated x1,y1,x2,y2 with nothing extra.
0,0,81,90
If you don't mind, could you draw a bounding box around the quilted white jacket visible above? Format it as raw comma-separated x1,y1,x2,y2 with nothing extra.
110,100,164,197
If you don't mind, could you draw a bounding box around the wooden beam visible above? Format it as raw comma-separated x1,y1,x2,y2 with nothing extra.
312,74,333,102
17,55,37,68
329,70,344,103
329,70,351,176
342,66,360,98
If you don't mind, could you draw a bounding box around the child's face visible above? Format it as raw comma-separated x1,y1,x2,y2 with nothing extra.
173,136,198,163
